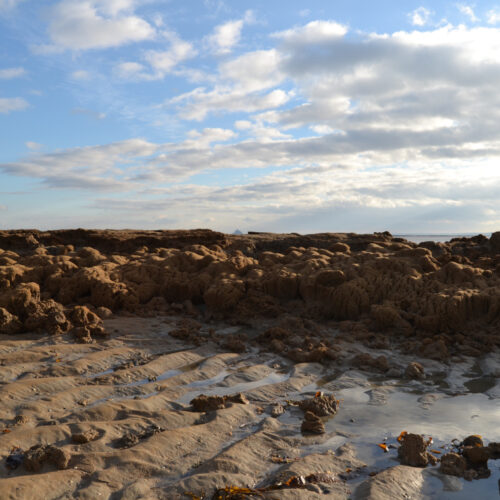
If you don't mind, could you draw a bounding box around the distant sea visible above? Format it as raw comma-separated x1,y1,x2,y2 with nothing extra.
396,233,492,244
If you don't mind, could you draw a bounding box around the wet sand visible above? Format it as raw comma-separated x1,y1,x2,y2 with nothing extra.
1,315,499,499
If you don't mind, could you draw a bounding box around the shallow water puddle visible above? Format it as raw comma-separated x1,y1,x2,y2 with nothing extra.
296,381,500,498
86,368,114,379
177,371,290,405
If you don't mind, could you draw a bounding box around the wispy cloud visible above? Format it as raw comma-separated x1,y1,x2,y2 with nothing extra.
0,97,28,113
487,8,500,25
457,4,478,22
0,67,26,79
115,31,197,80
409,7,432,26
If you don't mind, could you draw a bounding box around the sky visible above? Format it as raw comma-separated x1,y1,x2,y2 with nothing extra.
1,0,500,234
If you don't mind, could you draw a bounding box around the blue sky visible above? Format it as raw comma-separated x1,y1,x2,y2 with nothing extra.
1,0,500,233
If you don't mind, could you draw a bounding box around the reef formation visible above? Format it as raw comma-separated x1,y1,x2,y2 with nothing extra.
1,229,499,359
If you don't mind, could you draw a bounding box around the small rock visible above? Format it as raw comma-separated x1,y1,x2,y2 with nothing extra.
488,442,500,459
190,395,226,412
24,445,70,472
397,433,429,467
440,453,467,477
462,435,483,447
271,404,285,418
72,429,99,444
5,448,24,470
13,415,29,426
96,306,112,319
298,393,337,417
190,393,249,412
225,393,249,405
118,433,140,448
301,411,325,435
462,446,490,468
405,362,425,379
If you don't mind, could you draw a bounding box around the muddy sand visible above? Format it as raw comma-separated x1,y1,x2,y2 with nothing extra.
0,229,499,499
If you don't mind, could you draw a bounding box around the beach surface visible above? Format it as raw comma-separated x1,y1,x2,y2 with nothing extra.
0,229,499,499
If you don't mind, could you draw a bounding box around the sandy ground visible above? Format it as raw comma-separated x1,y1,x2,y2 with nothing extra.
1,315,499,499
0,316,369,499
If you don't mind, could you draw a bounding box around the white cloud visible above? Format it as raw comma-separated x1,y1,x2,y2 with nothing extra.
487,9,500,24
145,33,197,76
409,7,432,26
163,48,287,120
219,49,284,92
458,4,478,22
71,108,106,120
70,70,91,80
0,97,28,113
88,156,500,232
205,20,243,55
205,11,253,55
0,138,157,190
26,141,43,151
115,61,147,79
0,67,26,79
171,88,291,121
116,32,197,80
274,20,347,43
184,128,237,147
5,20,500,233
45,0,155,51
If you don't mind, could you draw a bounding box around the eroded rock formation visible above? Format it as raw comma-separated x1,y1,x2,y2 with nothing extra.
0,229,499,356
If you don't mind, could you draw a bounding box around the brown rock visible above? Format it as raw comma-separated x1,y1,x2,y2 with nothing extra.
72,429,99,444
271,404,285,418
118,432,140,448
298,393,338,417
397,433,429,467
330,242,350,253
0,307,22,334
71,305,101,327
96,306,112,319
225,393,249,405
13,415,29,426
24,445,70,472
190,395,227,412
462,435,483,447
301,411,325,434
490,231,500,251
462,446,490,468
405,362,424,379
223,334,247,353
427,453,438,466
351,353,389,373
487,442,500,459
439,453,466,477
420,340,449,361
72,326,93,344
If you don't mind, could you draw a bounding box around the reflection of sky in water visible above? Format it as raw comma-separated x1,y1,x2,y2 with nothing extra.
397,233,492,244
299,383,500,499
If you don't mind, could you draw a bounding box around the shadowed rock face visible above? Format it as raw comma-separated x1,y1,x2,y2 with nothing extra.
0,229,499,357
